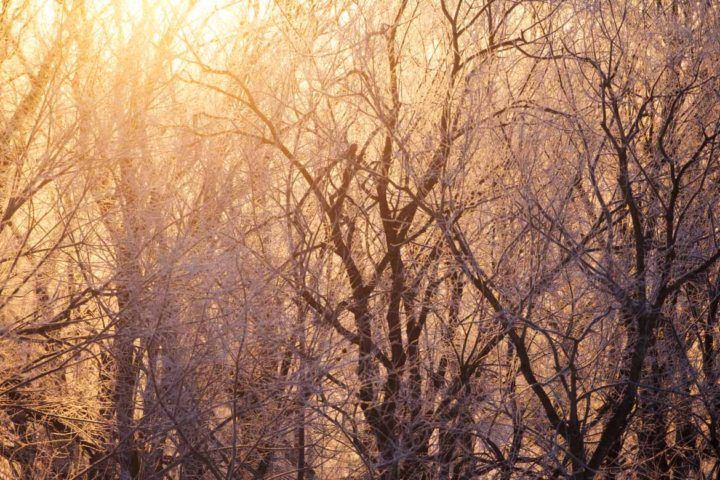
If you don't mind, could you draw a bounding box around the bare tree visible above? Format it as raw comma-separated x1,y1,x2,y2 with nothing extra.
1,0,719,479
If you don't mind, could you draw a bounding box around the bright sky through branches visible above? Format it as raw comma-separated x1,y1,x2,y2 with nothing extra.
2,1,720,478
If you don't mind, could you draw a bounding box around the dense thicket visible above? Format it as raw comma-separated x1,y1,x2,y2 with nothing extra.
1,0,719,478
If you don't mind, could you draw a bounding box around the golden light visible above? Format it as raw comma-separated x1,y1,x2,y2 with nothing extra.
122,0,211,20
120,0,271,24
